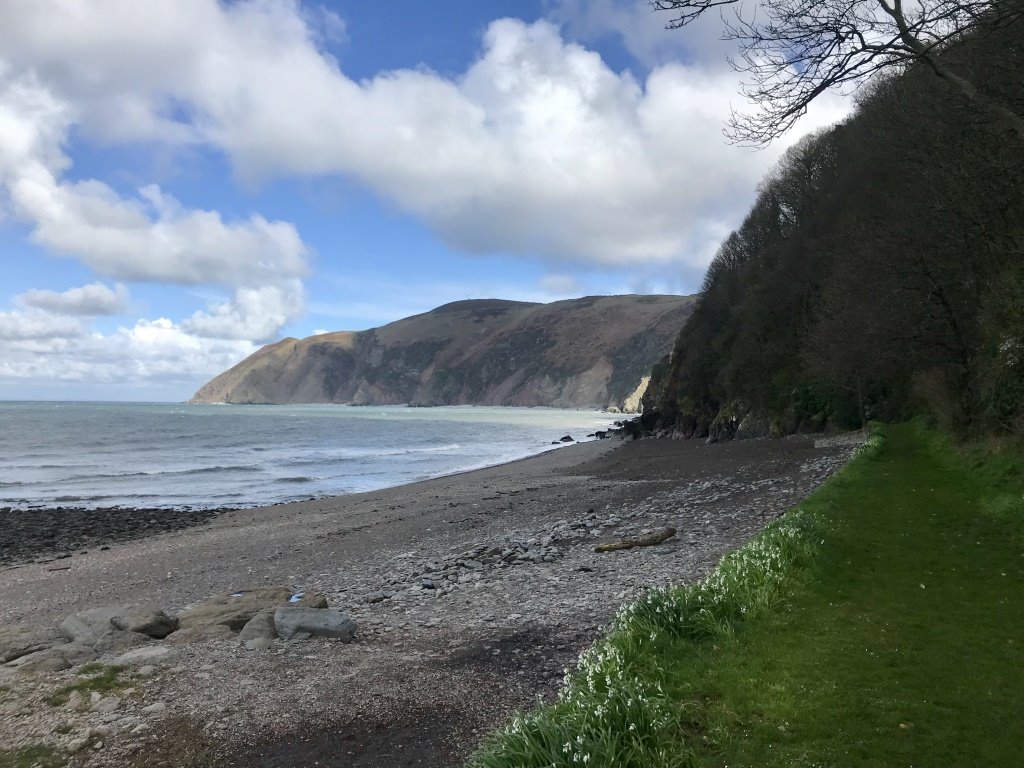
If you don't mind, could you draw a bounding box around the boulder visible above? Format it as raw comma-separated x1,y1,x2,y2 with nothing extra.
273,608,356,643
165,625,235,645
292,592,329,609
114,645,178,666
110,607,178,639
736,411,771,440
0,625,67,664
176,587,294,631
8,643,96,673
60,605,125,645
91,630,151,654
238,609,278,643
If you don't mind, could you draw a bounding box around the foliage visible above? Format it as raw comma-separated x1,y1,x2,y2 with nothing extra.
648,8,1024,438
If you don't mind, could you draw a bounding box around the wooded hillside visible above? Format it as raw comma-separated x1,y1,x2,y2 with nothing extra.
645,5,1023,439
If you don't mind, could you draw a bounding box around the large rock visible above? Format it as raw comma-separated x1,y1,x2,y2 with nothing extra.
60,606,124,645
238,609,278,643
273,608,356,643
8,643,96,673
736,411,771,440
114,645,178,666
165,625,235,645
110,607,178,639
91,630,151,654
0,625,67,664
176,587,294,631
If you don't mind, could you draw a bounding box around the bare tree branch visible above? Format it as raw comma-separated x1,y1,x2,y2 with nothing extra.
653,0,1024,143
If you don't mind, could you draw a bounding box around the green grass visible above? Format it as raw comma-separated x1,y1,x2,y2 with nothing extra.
468,424,1024,767
0,745,65,768
45,664,126,707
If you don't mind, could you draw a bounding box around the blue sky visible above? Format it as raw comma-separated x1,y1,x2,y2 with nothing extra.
0,0,849,401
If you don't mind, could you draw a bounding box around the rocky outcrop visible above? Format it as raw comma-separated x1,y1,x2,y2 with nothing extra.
190,295,695,410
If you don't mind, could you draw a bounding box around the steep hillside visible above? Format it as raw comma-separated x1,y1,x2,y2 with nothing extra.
191,295,695,410
643,10,1024,440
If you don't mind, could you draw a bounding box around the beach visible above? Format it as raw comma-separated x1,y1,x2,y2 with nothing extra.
0,434,860,767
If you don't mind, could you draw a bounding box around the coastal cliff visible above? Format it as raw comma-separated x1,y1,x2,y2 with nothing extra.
190,295,695,410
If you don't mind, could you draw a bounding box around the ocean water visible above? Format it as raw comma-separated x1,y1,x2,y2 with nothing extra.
0,402,622,510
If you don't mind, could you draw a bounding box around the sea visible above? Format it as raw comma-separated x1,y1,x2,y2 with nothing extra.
0,402,622,510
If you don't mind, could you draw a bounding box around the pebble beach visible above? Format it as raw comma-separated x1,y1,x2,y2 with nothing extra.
0,433,861,767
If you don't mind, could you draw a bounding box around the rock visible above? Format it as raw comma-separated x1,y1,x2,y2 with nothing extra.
244,637,273,651
165,625,235,645
8,642,96,673
141,702,167,715
113,645,178,666
293,592,329,609
273,608,356,643
110,606,178,639
93,696,121,714
736,411,771,440
238,609,278,643
176,587,294,631
558,435,574,443
366,591,388,604
91,630,151,654
60,605,125,645
0,625,67,664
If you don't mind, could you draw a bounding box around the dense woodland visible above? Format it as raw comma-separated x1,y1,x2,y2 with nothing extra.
644,4,1024,439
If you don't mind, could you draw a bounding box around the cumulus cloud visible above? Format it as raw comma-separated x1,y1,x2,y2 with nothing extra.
18,282,128,316
0,309,83,341
0,310,255,384
0,1,849,269
182,280,305,341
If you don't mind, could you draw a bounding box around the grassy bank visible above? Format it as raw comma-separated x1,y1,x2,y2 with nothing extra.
468,425,1024,767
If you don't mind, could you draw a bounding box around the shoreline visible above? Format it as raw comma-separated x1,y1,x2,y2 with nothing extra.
0,438,618,569
0,434,861,767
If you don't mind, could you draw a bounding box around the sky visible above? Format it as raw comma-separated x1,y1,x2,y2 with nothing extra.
0,0,850,401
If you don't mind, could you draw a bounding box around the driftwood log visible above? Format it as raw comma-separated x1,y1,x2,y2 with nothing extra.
594,526,676,553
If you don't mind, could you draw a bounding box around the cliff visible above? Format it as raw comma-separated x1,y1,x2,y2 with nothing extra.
190,295,695,410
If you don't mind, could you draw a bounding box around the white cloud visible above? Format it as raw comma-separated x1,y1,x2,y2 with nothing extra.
0,1,849,270
0,309,83,341
0,310,255,384
18,282,128,316
182,280,305,341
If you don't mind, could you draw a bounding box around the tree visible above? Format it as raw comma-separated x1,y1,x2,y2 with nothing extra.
652,0,1024,143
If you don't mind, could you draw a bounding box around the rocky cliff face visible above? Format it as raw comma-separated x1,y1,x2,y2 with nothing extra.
190,295,695,410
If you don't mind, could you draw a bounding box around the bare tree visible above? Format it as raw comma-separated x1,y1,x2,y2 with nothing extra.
652,0,1024,143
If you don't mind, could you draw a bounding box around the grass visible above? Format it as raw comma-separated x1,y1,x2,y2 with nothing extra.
45,664,126,707
468,424,1024,767
0,745,65,768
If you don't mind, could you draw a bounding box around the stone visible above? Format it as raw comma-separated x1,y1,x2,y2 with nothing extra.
93,696,121,714
273,608,356,643
0,625,68,664
176,587,293,631
60,606,125,645
141,702,167,715
7,642,97,672
113,645,178,666
366,591,387,604
244,637,274,651
110,607,178,639
91,630,151,654
293,592,329,609
238,609,278,643
165,625,234,645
